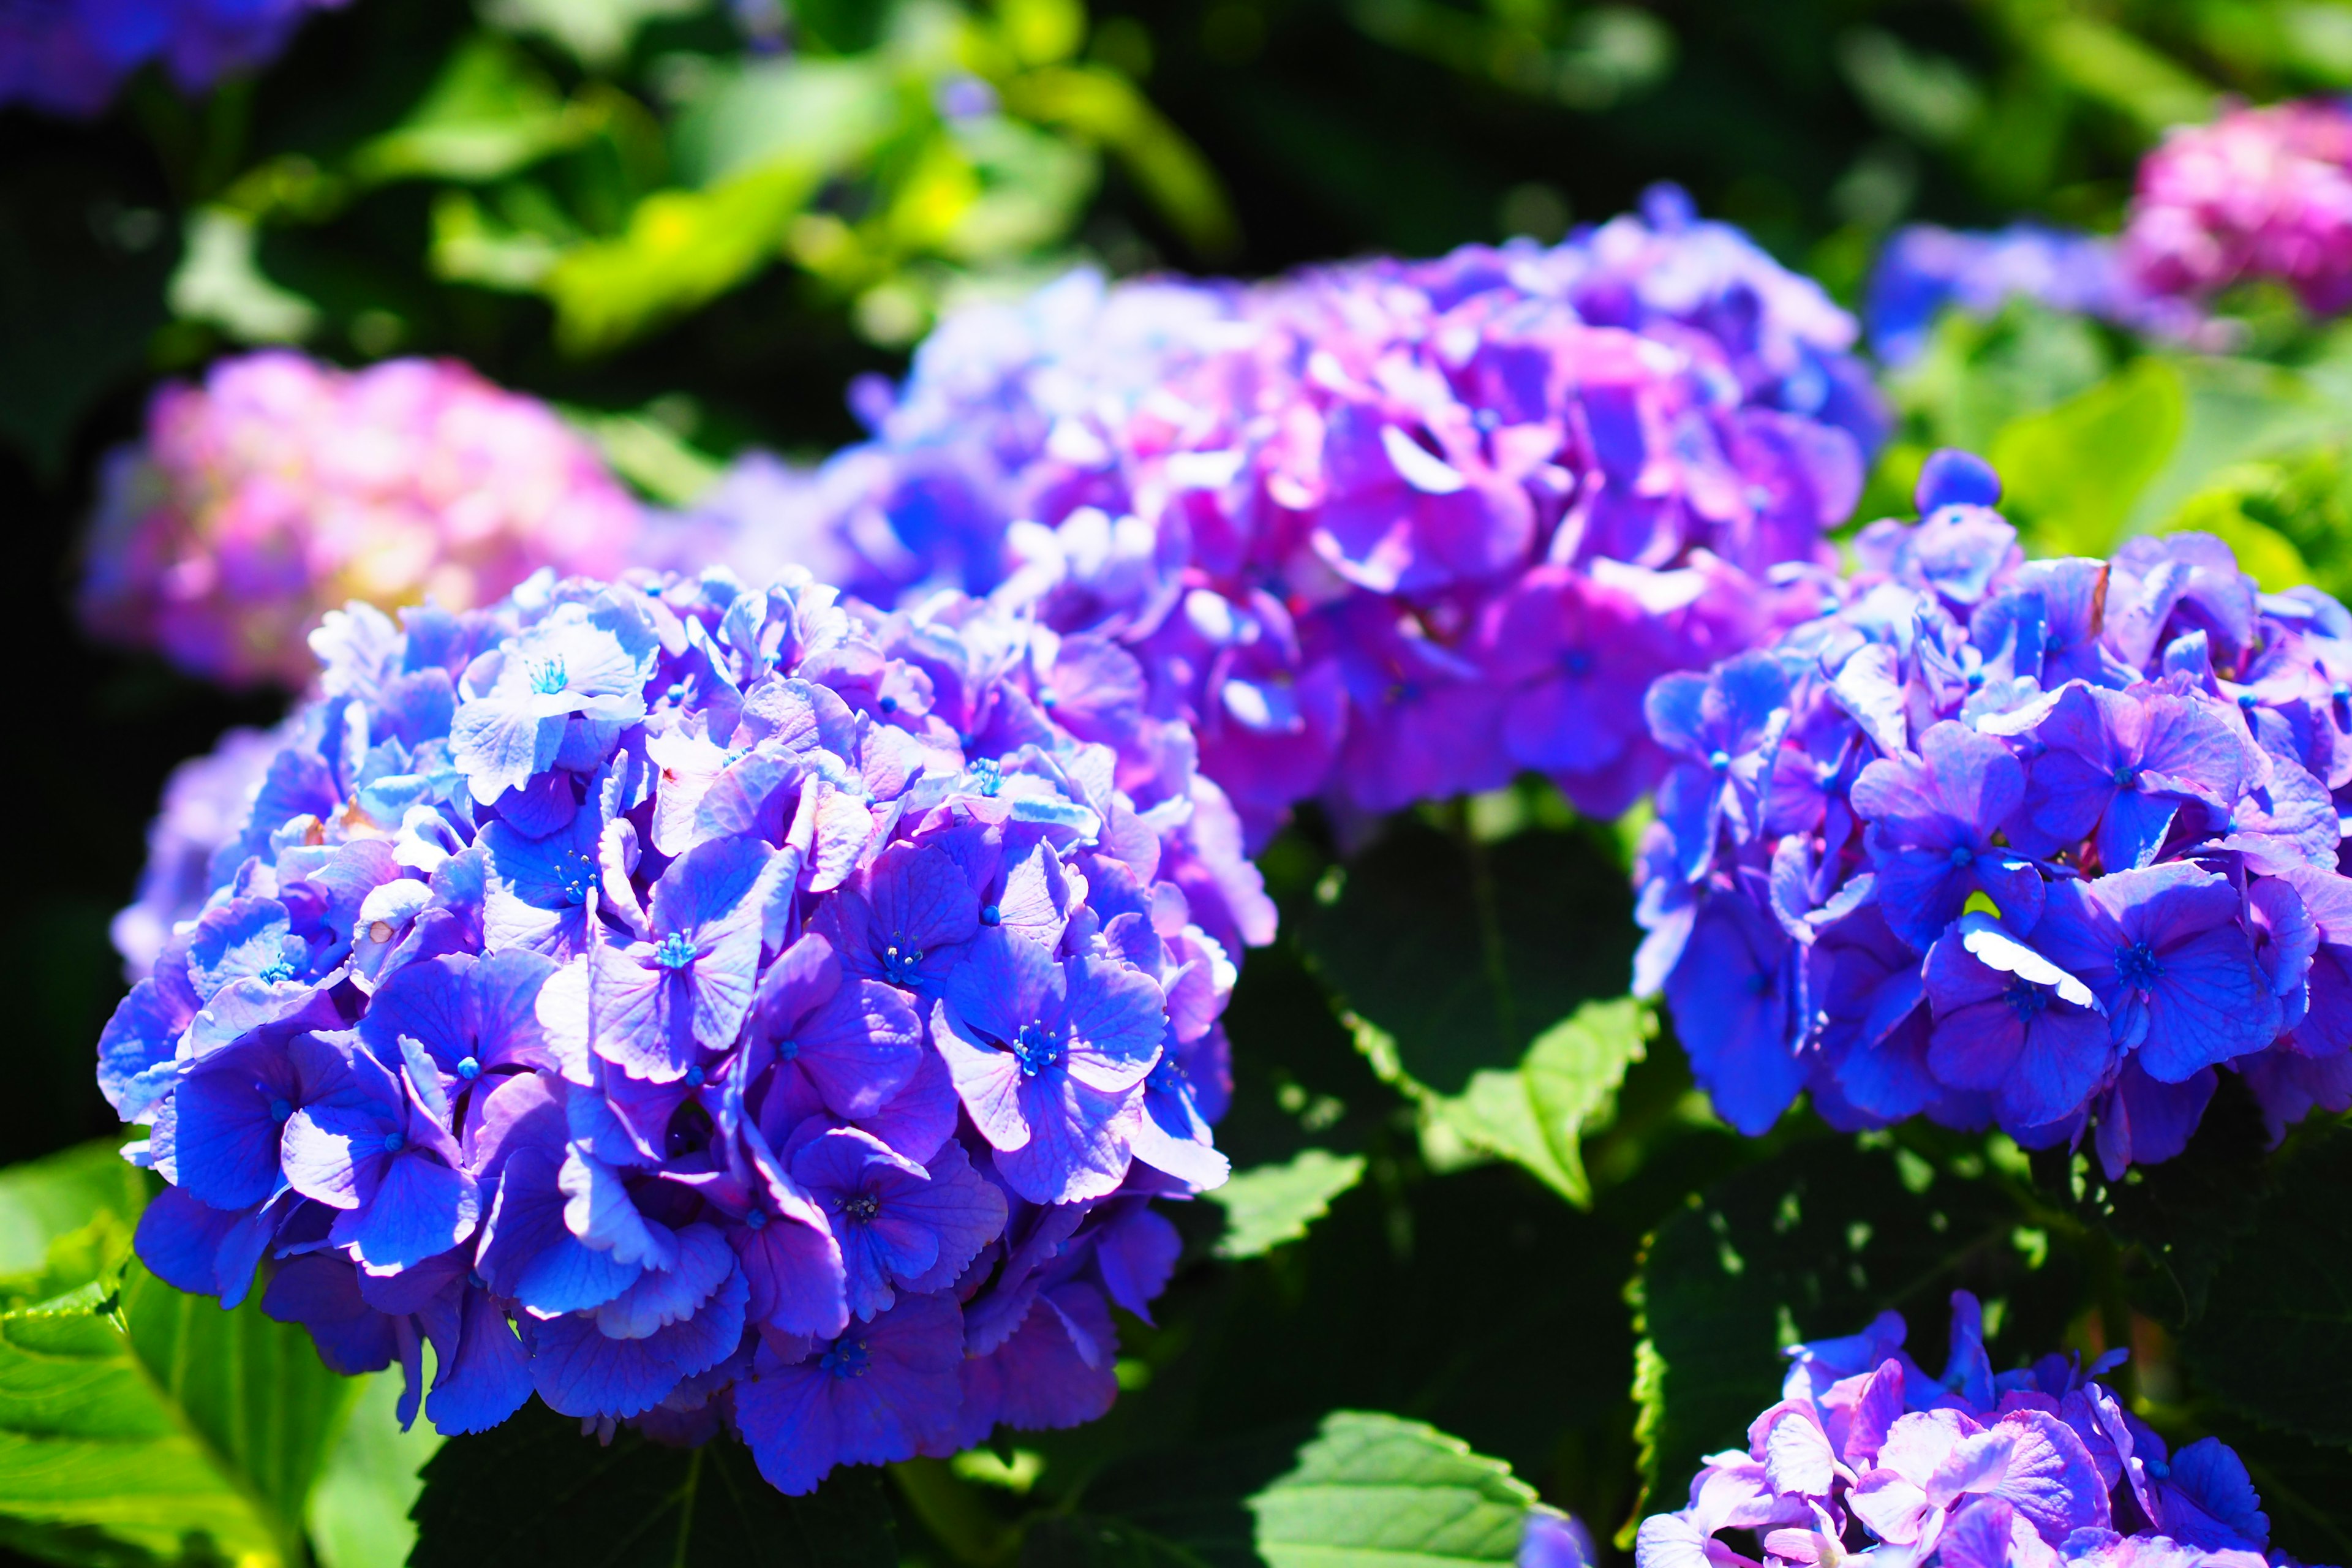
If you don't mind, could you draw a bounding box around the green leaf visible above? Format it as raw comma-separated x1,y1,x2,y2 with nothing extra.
1210,1150,1368,1261
1416,998,1654,1207
2089,1074,2277,1329
668,57,899,189
0,1261,356,1567
2030,17,2215,132
542,164,818,355
1301,819,1637,1098
1630,1136,2065,1510
480,0,707,70
2182,1122,2352,1449
411,1398,897,1568
1246,1411,1536,1568
1991,356,2185,557
0,1140,148,1290
349,37,593,186
168,208,320,344
307,1370,444,1568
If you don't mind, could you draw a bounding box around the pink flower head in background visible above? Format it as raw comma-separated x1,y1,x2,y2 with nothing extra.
79,352,643,688
2124,97,2352,316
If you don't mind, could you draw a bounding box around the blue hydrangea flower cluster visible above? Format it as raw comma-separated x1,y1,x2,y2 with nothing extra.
1864,224,2218,366
97,564,1269,1491
1632,448,2352,1169
1,0,344,117
1638,1291,2286,1568
685,186,1887,846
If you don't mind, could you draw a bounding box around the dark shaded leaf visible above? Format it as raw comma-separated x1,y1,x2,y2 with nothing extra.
411,1400,895,1568
2182,1122,2352,1449
1630,1136,2073,1504
1302,820,1637,1096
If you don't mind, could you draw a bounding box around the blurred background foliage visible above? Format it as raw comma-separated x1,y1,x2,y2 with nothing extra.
10,3,2352,1564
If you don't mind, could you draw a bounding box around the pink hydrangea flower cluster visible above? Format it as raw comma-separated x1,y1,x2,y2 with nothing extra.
80,352,644,689
690,189,1887,846
2124,98,2352,316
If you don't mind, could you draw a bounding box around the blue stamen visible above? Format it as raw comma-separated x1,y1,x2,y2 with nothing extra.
653,932,696,971
530,656,568,695
381,1132,405,1154
456,1057,481,1081
1009,1022,1061,1077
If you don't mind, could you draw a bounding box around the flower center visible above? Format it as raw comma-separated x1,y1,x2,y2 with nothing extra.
268,1097,293,1123
744,1208,770,1231
1948,844,1973,868
980,903,1001,926
456,1056,481,1080
2111,764,2139,788
1560,647,1595,679
839,1193,881,1224
2002,976,2051,1021
1708,749,1732,775
776,1038,799,1061
1010,1022,1062,1077
652,933,697,971
530,656,568,696
257,957,298,984
2116,940,2164,988
880,937,926,987
380,1132,405,1155
684,1065,705,1089
821,1339,870,1379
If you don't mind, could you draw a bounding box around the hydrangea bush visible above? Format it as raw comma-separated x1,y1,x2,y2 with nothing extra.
0,0,344,116
1637,1291,2285,1568
688,187,1887,845
96,562,1266,1491
1632,448,2352,1166
80,352,643,689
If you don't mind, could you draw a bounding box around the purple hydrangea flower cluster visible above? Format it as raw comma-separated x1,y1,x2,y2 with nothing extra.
97,562,1268,1491
695,187,1887,846
1638,1291,2285,1568
1864,225,2217,366
2124,99,2352,318
80,352,644,690
0,0,345,117
1632,448,2352,1167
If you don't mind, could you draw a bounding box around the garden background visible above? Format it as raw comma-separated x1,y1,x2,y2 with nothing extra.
6,1,2352,1564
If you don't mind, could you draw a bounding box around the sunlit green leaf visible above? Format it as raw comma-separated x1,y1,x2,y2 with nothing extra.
1210,1150,1368,1260
1247,1411,1536,1568
1991,356,2184,557
307,1371,444,1568
1417,998,1654,1207
481,0,709,70
168,209,319,344
349,37,592,186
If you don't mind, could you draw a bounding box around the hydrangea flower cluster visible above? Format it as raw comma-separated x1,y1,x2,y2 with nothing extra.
80,352,643,689
1632,448,2352,1168
0,0,344,117
2124,99,2352,317
97,562,1267,1491
1637,1291,2286,1568
693,186,1887,845
1864,224,2215,366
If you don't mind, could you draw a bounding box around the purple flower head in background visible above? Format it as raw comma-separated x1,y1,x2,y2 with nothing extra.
100,561,1263,1493
672,187,1886,849
1633,448,2352,1166
0,0,347,116
1865,223,2217,365
2125,98,2352,317
1637,1291,2282,1568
